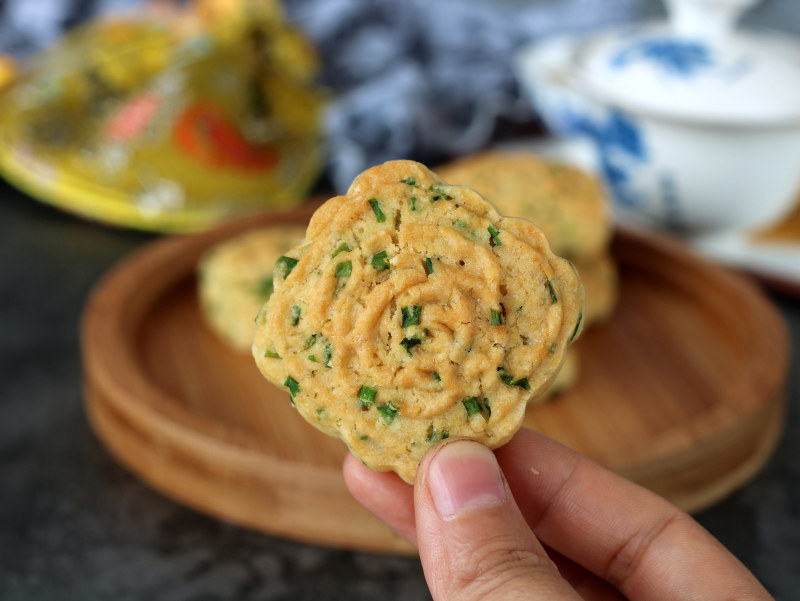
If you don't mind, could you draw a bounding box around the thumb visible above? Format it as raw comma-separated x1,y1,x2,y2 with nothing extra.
415,439,580,601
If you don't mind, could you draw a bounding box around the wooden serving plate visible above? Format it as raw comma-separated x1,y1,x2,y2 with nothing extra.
81,201,789,555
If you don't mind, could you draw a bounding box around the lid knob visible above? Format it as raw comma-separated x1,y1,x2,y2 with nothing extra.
664,0,760,40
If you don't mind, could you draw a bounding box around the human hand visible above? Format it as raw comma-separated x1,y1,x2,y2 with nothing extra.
343,428,773,600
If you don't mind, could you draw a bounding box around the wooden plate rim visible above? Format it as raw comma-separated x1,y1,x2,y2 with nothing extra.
79,203,790,550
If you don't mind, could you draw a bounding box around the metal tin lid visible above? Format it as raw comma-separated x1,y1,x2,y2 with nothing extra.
575,0,800,125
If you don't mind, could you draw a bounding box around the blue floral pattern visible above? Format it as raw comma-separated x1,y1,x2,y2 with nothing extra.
556,108,648,209
611,39,714,76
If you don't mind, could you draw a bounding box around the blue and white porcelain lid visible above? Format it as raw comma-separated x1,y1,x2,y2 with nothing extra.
575,0,800,125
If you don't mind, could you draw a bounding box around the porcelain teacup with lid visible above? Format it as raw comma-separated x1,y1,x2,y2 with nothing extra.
517,0,800,233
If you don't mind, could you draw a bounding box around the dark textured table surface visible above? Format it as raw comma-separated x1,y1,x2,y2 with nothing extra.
1,178,799,601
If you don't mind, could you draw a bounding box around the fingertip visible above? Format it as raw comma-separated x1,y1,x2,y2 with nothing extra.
342,451,401,502
419,438,507,520
342,452,418,545
342,451,372,492
413,438,577,600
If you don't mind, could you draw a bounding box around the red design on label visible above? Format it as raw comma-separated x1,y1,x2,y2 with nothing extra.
106,93,161,142
172,102,279,172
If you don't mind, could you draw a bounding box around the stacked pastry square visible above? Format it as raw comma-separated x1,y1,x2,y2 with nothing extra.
198,226,307,351
438,149,618,398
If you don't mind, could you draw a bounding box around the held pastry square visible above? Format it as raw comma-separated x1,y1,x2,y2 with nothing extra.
252,160,584,482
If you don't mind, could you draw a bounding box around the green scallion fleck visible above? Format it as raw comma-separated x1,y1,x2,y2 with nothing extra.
514,377,531,391
291,304,301,326
331,242,350,258
400,337,421,355
570,310,583,344
431,186,453,201
400,177,417,187
401,305,422,328
256,276,274,298
498,366,532,391
483,398,491,418
254,305,266,324
490,307,504,326
368,198,386,222
427,427,449,443
488,225,502,247
546,279,558,303
323,343,333,368
410,196,418,211
308,354,318,363
335,260,352,278
424,257,434,274
377,402,398,424
316,408,327,421
371,250,390,271
284,376,300,403
454,219,476,238
359,385,377,407
462,397,483,418
276,256,298,279
263,348,281,359
549,343,557,354
303,335,317,349
431,371,441,381
498,367,514,386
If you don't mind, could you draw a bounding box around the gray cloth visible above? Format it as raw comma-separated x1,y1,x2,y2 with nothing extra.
285,0,645,189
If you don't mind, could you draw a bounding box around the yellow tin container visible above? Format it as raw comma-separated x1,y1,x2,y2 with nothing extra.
0,4,326,232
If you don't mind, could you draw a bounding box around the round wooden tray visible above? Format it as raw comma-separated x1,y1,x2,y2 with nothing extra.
81,201,789,555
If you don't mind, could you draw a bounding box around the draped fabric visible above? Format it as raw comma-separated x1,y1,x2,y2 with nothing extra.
0,0,645,190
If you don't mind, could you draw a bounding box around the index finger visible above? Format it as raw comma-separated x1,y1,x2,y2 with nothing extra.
496,428,772,601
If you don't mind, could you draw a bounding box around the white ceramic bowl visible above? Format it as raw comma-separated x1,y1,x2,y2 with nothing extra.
515,4,800,233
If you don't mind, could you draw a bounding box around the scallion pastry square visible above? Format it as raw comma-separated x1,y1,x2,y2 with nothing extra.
252,160,584,482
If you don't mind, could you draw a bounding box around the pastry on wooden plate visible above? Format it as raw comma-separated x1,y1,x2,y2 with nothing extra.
198,226,306,351
437,150,612,261
573,253,618,327
252,159,584,482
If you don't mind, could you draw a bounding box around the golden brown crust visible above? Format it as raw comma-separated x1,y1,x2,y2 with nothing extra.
252,160,584,482
437,150,612,260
